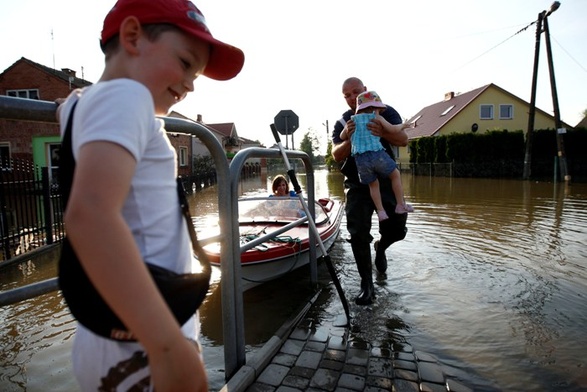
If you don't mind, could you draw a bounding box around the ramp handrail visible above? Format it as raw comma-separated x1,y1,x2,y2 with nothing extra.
0,96,245,378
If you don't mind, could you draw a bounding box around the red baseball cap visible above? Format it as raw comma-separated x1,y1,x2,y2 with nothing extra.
101,0,244,81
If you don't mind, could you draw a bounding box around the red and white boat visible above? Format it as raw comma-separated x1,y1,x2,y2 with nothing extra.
204,196,344,291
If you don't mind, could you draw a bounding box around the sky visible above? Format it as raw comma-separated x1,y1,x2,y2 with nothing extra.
2,0,586,153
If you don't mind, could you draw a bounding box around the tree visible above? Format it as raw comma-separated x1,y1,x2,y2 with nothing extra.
324,139,339,171
299,130,320,163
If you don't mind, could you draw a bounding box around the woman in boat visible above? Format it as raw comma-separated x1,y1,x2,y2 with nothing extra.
270,174,297,197
269,175,305,218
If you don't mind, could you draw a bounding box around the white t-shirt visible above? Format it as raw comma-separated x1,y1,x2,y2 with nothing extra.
59,79,198,391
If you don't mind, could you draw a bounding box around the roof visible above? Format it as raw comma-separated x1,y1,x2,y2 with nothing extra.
1,57,93,89
406,85,489,139
167,111,194,121
405,83,569,139
206,122,235,138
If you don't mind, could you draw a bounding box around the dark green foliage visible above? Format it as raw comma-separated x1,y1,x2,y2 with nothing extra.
433,136,448,163
409,128,586,180
324,140,340,171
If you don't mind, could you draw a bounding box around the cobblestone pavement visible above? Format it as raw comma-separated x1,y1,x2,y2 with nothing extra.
222,289,477,392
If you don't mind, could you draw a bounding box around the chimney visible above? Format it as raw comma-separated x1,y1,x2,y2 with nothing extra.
196,114,203,122
444,92,454,101
61,68,76,78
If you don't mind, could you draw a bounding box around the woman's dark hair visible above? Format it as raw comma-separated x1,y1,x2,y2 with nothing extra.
272,174,289,194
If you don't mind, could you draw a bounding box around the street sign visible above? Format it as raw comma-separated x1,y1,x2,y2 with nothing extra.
274,110,299,135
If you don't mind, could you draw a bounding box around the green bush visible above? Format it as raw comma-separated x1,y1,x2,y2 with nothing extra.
409,128,586,179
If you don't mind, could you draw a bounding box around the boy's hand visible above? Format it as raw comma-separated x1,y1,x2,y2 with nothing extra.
54,98,67,121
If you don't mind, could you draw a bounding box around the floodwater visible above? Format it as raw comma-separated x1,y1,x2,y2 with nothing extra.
1,169,586,391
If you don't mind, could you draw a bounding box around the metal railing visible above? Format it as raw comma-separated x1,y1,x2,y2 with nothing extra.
1,161,65,261
0,95,317,382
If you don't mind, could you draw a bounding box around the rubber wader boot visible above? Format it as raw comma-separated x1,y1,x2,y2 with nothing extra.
374,216,407,274
374,240,387,274
352,243,375,305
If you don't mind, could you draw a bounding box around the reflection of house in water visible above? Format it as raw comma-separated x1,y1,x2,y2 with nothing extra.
17,260,36,277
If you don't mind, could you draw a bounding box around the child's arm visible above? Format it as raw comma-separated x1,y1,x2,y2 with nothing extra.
369,112,410,147
65,141,207,391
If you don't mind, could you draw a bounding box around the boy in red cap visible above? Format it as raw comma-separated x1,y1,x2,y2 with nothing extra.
340,91,413,221
57,0,243,390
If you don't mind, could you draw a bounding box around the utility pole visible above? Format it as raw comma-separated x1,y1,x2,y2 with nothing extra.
522,11,544,180
522,1,569,184
543,15,570,184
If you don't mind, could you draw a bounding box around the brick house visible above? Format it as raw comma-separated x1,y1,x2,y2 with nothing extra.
0,57,92,177
1,58,197,180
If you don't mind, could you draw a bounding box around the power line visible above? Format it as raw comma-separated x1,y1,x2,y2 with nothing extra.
551,35,587,73
452,20,537,72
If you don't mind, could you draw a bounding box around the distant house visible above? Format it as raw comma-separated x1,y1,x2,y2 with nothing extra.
200,117,263,165
0,57,92,177
399,83,572,164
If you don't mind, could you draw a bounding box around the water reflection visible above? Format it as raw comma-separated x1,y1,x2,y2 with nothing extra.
391,176,587,391
1,171,586,391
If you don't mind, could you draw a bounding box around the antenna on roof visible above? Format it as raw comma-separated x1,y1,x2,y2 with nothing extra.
51,29,56,70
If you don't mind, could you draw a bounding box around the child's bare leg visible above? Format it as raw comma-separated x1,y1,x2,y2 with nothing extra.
389,169,404,205
369,179,389,221
390,168,414,214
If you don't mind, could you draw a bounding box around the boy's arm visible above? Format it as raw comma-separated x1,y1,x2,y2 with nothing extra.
65,141,207,390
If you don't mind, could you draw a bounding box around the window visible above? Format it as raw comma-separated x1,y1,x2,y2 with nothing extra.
440,105,455,116
179,146,188,167
0,143,10,170
499,104,513,120
6,89,40,100
47,143,61,182
480,104,493,120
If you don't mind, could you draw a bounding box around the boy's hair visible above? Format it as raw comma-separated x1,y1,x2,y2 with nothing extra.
101,23,179,58
100,0,244,80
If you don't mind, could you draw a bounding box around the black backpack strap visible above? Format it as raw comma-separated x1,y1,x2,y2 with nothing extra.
59,101,210,275
59,101,78,207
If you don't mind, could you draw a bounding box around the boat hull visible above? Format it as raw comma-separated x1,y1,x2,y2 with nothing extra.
206,198,344,291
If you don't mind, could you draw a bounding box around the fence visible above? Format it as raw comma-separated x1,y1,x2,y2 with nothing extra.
1,159,64,261
400,161,540,179
400,162,454,177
